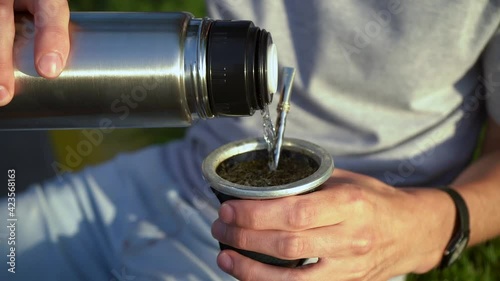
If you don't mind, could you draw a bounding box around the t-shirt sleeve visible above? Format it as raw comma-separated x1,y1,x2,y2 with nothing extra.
483,25,500,125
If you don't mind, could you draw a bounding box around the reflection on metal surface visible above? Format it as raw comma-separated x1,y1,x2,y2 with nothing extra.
2,12,276,130
202,137,334,199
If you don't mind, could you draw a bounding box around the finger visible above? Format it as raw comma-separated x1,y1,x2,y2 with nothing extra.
212,219,373,260
219,189,347,231
217,250,326,281
34,0,70,78
0,0,15,106
16,0,70,78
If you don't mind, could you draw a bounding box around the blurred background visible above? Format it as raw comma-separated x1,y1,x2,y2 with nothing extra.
49,0,206,174
1,0,498,280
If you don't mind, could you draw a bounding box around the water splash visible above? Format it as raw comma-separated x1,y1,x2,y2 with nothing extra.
261,67,296,172
261,104,277,171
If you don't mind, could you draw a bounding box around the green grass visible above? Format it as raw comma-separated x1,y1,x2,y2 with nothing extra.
62,1,500,280
408,239,500,281
69,0,205,17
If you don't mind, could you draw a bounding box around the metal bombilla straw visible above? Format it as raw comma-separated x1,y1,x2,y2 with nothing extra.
271,67,296,170
203,66,334,268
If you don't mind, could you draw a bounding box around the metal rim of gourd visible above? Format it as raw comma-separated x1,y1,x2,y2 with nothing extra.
202,137,334,199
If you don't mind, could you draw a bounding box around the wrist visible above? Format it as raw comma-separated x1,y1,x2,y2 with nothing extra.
401,187,456,273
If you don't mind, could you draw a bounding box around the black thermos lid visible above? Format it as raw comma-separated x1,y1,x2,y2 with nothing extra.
207,20,278,116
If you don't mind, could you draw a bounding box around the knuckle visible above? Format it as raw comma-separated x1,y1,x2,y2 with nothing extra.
279,234,306,259
39,0,69,17
35,1,70,28
39,25,68,39
347,187,372,213
247,208,262,229
34,11,49,28
287,199,316,229
233,228,249,249
350,232,375,256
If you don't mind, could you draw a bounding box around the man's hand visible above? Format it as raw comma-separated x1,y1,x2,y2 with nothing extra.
211,169,456,281
0,0,70,106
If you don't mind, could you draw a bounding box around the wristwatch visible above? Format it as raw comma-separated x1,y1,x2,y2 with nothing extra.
438,187,470,269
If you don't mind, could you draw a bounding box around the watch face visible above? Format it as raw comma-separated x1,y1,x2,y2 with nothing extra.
449,237,469,265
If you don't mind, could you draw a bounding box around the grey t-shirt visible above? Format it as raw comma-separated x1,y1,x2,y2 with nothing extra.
167,0,500,204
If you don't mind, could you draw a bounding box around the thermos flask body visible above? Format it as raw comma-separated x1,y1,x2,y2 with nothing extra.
1,12,278,130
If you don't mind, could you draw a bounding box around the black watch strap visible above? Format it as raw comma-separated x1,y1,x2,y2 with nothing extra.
438,187,470,269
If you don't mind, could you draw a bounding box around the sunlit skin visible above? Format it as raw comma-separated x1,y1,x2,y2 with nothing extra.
211,119,500,281
1,2,500,281
0,0,70,106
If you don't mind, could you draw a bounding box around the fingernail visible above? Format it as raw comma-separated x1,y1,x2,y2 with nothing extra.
218,252,233,273
38,52,63,78
212,220,227,240
220,203,234,224
0,86,10,102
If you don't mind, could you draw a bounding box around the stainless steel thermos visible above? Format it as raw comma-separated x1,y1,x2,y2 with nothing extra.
0,12,278,130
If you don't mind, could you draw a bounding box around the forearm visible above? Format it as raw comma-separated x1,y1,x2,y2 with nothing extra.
404,119,500,272
452,150,500,246
451,117,500,246
402,154,500,273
